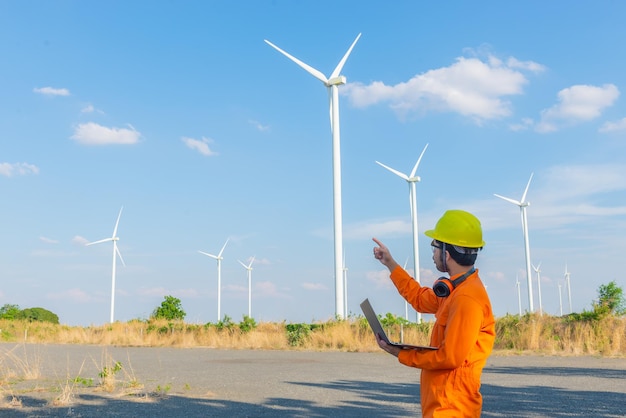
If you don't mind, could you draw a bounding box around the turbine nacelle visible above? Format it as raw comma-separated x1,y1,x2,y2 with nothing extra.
327,75,346,86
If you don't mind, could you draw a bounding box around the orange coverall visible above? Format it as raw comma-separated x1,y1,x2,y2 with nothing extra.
389,265,495,418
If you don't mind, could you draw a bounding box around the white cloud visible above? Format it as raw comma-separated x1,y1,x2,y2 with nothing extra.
343,53,541,123
181,136,218,156
47,288,94,303
255,281,291,298
0,162,39,177
483,163,626,232
72,235,89,246
71,122,141,145
540,163,626,201
33,86,70,96
506,57,547,73
301,282,327,291
39,236,59,244
366,269,395,290
343,219,411,240
599,117,626,133
81,104,104,114
536,84,619,133
509,117,534,132
249,120,270,132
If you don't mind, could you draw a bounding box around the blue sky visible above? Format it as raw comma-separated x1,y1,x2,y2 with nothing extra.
2,1,625,326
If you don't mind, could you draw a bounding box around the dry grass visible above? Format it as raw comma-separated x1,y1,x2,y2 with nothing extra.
495,313,626,356
0,314,625,357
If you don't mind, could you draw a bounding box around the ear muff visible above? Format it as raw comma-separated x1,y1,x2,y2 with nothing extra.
433,267,476,298
433,277,454,297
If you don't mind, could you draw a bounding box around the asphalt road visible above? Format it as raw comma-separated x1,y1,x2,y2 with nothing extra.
1,343,625,417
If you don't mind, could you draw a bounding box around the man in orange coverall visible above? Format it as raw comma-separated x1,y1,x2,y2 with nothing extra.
372,209,495,417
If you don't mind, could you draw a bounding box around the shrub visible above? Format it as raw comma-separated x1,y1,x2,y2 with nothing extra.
285,323,311,347
151,296,186,321
15,307,59,324
239,315,257,333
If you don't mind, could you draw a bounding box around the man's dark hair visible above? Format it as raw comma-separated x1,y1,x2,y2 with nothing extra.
446,245,478,266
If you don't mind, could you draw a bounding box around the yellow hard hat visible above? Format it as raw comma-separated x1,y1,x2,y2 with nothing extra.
424,210,485,248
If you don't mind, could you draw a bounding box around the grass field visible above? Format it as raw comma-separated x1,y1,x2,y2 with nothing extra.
1,313,624,356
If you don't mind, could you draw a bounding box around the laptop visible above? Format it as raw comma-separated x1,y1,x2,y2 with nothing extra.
360,298,437,350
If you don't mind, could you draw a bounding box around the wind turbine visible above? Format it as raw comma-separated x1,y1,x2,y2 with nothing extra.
238,256,255,318
86,207,125,324
532,262,543,315
265,33,361,319
199,239,229,322
564,265,572,313
376,143,428,323
495,173,534,313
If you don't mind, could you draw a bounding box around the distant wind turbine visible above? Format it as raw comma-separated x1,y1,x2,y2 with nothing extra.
265,33,361,319
564,265,572,313
532,262,543,315
495,173,534,313
376,143,429,323
558,282,563,316
199,239,229,322
238,256,255,318
86,207,125,324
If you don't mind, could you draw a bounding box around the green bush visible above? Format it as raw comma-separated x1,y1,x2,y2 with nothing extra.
285,323,311,347
15,307,59,324
239,315,257,333
151,296,186,321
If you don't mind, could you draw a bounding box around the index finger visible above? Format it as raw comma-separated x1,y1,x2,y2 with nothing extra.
372,237,384,247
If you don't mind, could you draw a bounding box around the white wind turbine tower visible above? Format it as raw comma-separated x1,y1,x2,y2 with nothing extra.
86,207,125,324
403,257,410,321
376,143,429,323
495,173,535,313
532,262,543,316
558,282,563,316
265,34,361,319
238,256,255,318
564,265,572,313
199,239,229,322
342,251,348,319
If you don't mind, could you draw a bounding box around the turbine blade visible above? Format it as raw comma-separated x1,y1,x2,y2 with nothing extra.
376,161,409,180
86,237,112,246
330,33,361,79
198,250,218,260
238,260,247,268
115,244,126,267
521,173,534,203
494,193,522,206
112,207,123,237
249,256,255,268
264,39,328,84
218,238,229,257
410,143,429,177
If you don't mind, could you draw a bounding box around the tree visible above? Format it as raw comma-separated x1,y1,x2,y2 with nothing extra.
0,304,21,320
595,281,626,316
15,307,59,324
151,295,186,321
